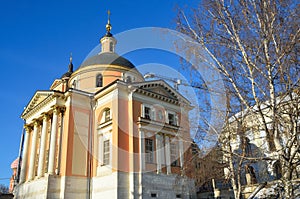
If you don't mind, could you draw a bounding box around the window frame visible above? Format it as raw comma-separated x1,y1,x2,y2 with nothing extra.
145,138,154,163
142,104,154,120
103,140,110,166
170,141,179,166
167,111,177,126
104,108,111,122
96,74,103,87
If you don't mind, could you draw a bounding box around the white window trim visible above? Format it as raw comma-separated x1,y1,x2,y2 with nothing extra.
170,139,179,166
166,110,178,126
97,128,112,176
99,108,112,124
145,138,154,163
142,104,155,120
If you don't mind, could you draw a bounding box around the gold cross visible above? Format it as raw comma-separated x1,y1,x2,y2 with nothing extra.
106,10,112,32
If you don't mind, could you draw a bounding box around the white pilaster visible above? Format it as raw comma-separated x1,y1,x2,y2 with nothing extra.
165,136,171,174
138,130,144,199
156,134,161,173
179,139,184,168
19,126,31,183
139,131,145,171
28,121,39,180
37,114,49,177
48,108,59,175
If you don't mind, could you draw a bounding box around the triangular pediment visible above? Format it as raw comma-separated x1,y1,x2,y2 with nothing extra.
132,80,190,105
22,91,54,117
141,83,177,99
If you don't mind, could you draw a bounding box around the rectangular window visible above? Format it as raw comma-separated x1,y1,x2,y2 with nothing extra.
168,113,175,125
103,140,110,165
170,142,178,166
104,109,111,122
144,106,151,120
145,139,154,163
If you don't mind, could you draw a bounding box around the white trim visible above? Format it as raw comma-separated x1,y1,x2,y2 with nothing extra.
165,136,171,174
97,129,112,175
141,103,155,120
166,110,178,126
134,93,182,111
156,134,162,173
179,139,184,168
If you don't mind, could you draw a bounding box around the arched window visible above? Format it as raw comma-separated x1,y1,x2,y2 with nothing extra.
109,42,114,52
96,74,103,87
72,80,77,88
126,76,132,83
104,108,111,122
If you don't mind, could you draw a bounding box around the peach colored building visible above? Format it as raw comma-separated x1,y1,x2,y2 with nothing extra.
13,19,196,199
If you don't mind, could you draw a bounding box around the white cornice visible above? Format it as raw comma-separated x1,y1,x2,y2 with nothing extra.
137,117,183,136
132,80,191,105
22,91,65,122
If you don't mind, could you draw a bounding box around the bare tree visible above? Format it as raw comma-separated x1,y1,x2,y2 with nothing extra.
176,0,299,198
0,184,9,194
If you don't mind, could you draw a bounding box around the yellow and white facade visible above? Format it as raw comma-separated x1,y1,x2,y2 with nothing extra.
13,21,196,199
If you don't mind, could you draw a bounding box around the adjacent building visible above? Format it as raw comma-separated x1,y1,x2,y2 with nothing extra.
221,92,300,198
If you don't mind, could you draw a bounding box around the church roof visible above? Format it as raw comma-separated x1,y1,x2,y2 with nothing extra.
79,52,135,69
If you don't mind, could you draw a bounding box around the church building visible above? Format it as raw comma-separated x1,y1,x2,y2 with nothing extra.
13,16,196,199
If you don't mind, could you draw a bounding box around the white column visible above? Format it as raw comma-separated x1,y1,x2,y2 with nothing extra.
179,138,184,168
165,136,171,174
19,126,31,183
156,134,161,173
48,108,59,174
138,130,144,199
28,121,39,180
37,114,49,177
139,131,145,171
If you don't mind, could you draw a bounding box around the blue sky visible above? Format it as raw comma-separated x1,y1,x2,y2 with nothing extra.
0,0,202,186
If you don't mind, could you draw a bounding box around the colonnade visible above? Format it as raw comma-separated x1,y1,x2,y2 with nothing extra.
155,133,184,174
139,132,184,174
19,106,64,183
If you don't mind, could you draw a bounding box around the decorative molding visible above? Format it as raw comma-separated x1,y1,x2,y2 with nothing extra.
136,88,179,105
22,92,65,120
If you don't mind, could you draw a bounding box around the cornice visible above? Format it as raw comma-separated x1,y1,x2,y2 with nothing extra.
70,64,138,79
137,117,181,135
136,88,180,105
22,92,65,119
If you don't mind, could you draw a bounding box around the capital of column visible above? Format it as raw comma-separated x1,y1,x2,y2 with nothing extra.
33,120,41,127
42,113,49,120
24,125,32,133
51,106,60,114
59,106,66,114
51,106,66,116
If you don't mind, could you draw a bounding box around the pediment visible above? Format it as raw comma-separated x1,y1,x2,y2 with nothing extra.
141,84,177,99
22,91,54,117
133,80,190,105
